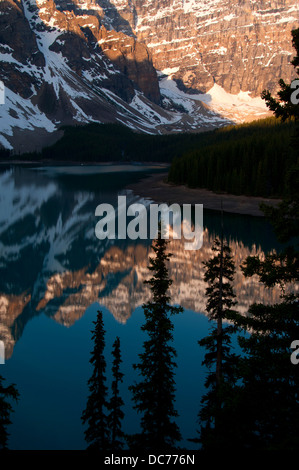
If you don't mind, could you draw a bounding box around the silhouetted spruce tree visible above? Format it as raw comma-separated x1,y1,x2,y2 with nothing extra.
261,28,299,123
232,31,299,448
235,215,299,449
236,166,299,448
0,374,19,450
129,228,183,451
197,234,240,450
232,295,299,449
81,310,110,451
107,336,125,451
259,26,299,272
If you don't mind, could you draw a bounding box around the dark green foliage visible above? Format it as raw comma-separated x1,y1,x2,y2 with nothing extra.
81,310,110,451
197,237,240,450
201,238,238,384
16,122,220,163
238,168,299,449
261,79,299,121
169,30,298,199
203,239,237,321
241,245,299,289
235,34,299,448
242,28,299,290
107,337,125,451
168,117,297,198
261,28,299,122
129,229,183,451
13,116,293,170
242,153,298,288
233,295,299,449
0,374,19,450
0,147,12,160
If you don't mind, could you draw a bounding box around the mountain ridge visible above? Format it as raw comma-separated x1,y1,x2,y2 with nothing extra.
0,0,298,151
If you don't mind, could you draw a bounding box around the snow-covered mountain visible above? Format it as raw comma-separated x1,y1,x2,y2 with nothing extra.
0,0,298,151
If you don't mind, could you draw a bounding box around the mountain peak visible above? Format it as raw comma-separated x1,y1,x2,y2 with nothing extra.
0,0,298,151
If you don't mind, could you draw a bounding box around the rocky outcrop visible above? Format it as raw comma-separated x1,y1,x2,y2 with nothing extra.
131,0,299,96
96,25,160,103
0,0,44,98
0,0,298,150
45,0,298,97
1,0,160,103
0,0,44,66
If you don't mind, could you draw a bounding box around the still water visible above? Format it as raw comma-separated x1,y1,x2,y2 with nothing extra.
0,164,283,450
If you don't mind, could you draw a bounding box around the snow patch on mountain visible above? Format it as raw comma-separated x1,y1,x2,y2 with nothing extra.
159,76,270,123
1,0,293,151
0,87,56,150
130,92,179,127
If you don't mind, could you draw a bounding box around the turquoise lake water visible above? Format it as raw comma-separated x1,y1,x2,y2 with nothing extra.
0,164,282,449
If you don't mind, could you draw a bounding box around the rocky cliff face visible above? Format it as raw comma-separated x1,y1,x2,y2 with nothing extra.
132,0,298,95
0,0,169,150
0,0,160,101
0,0,298,150
54,0,298,96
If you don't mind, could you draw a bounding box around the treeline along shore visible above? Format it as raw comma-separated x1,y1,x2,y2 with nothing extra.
0,116,297,200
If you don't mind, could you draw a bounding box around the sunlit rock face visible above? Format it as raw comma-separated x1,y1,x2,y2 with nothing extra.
52,0,298,96
0,0,164,151
131,0,298,96
0,0,298,150
1,0,160,102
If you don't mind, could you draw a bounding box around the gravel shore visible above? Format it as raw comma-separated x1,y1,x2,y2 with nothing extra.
127,172,281,217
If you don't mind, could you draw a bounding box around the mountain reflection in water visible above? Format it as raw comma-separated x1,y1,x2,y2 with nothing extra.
0,165,287,361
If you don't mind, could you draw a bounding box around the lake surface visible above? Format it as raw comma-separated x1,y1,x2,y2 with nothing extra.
0,164,283,450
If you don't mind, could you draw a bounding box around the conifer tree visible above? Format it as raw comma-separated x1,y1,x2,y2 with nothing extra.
259,26,299,274
238,165,299,448
107,336,125,451
81,310,110,451
242,27,298,302
261,28,299,122
129,227,183,451
235,29,299,448
197,234,239,449
0,374,19,449
233,295,299,449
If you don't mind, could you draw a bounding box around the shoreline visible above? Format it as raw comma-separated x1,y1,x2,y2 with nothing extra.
0,160,170,167
0,162,282,217
126,172,282,217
